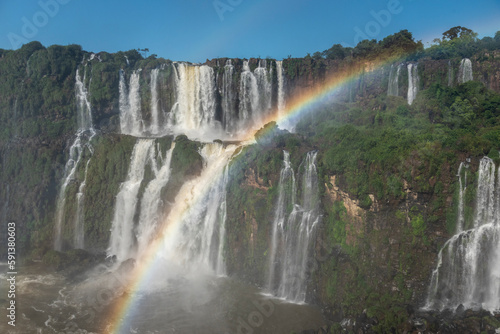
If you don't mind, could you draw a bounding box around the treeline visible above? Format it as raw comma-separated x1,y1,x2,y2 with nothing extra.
310,27,500,62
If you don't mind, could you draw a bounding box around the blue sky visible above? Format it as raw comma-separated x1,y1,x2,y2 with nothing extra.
0,0,499,62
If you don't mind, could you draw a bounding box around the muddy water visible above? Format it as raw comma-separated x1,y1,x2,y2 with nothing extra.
1,263,326,334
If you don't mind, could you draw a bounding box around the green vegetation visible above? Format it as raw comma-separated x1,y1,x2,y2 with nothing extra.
310,27,500,63
1,26,500,333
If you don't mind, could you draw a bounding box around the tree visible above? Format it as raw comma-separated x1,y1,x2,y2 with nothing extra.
380,30,423,55
323,44,347,60
442,26,474,41
137,48,150,57
312,51,323,60
352,39,378,58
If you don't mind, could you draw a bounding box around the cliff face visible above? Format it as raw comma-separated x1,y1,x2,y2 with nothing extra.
2,41,500,332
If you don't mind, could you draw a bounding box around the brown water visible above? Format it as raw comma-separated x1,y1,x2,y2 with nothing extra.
0,263,326,334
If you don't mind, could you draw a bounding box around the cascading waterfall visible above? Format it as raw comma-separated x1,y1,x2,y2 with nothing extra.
254,59,273,116
267,151,296,294
149,68,161,135
407,63,419,105
136,142,175,257
107,139,233,274
119,69,144,136
170,63,217,133
276,60,286,114
118,60,286,139
237,59,274,130
54,67,95,251
267,151,320,303
276,59,292,130
75,68,94,130
73,159,91,249
131,142,235,278
458,58,473,84
456,162,468,233
474,158,496,228
221,60,236,132
239,60,261,125
387,63,401,96
425,157,500,312
158,143,233,275
53,135,84,251
108,139,155,262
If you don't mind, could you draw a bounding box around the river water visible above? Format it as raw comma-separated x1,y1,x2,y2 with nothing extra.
0,262,325,333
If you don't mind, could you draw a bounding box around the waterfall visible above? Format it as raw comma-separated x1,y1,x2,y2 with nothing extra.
53,136,84,251
276,60,286,114
254,59,272,116
474,157,496,227
387,63,401,96
456,162,468,233
119,69,144,136
458,58,473,84
153,142,235,276
54,68,95,251
117,60,287,139
425,157,500,312
73,159,91,249
150,68,161,135
108,139,155,262
136,142,175,257
75,68,93,130
267,151,320,303
105,138,234,277
221,60,236,132
407,63,419,105
276,60,292,130
267,151,296,293
170,63,217,133
239,60,261,126
237,59,273,129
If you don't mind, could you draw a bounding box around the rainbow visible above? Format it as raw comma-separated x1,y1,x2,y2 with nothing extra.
105,55,399,333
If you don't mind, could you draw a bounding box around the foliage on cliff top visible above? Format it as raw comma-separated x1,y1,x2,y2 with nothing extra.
314,28,500,63
295,80,500,203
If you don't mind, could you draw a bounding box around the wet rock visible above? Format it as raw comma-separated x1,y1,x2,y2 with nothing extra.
455,304,465,317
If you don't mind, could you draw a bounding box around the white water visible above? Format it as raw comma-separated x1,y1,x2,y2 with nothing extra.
458,58,473,84
142,142,236,282
107,138,234,274
54,68,95,251
107,139,155,262
119,69,144,136
267,151,296,294
267,151,320,303
53,136,84,251
170,63,218,136
136,142,175,257
150,68,161,135
387,63,402,96
276,60,286,114
75,68,94,130
254,59,273,118
426,157,500,312
221,59,236,132
73,159,91,249
407,63,419,105
456,162,468,233
117,61,286,140
239,60,261,125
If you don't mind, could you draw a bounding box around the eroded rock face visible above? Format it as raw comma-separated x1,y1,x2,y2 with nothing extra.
325,175,372,246
311,166,452,328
